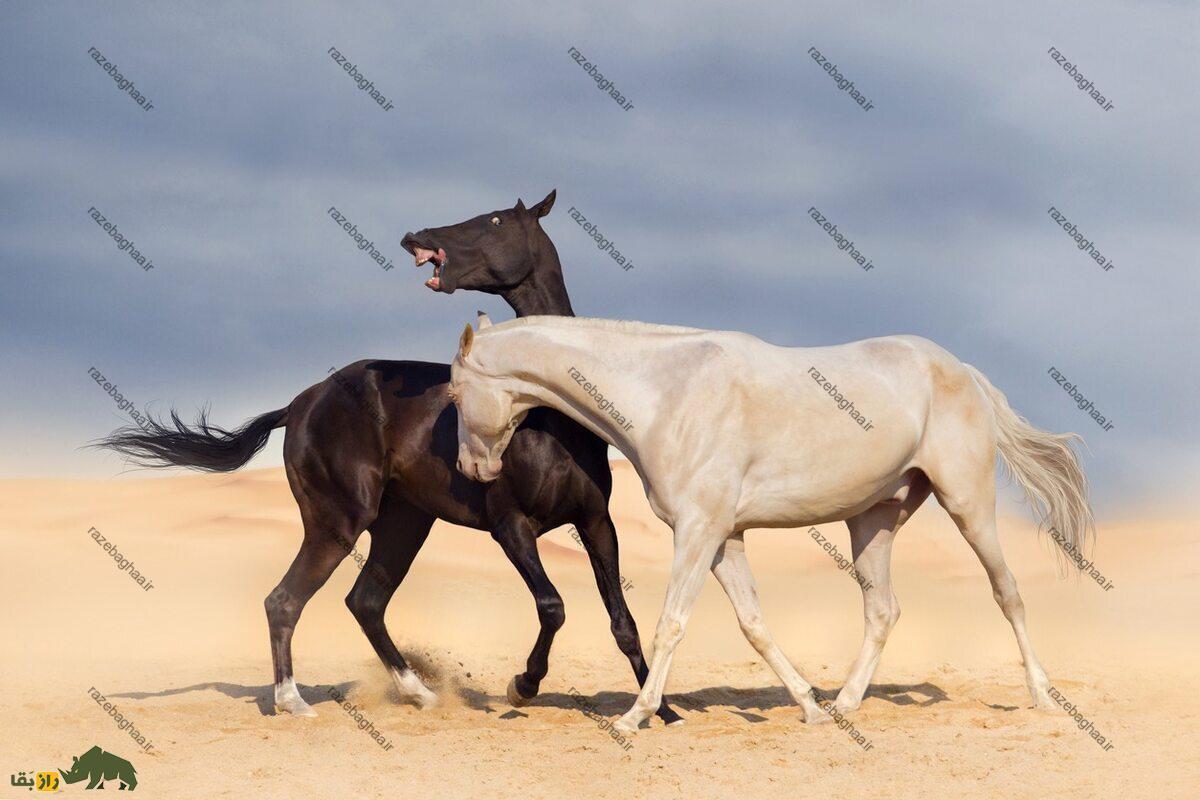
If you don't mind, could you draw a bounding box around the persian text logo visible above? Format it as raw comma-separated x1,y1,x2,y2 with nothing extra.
9,744,140,791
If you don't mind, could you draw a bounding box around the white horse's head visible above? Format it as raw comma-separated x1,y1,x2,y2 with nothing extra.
449,314,529,483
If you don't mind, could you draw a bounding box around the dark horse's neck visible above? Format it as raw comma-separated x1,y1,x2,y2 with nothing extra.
503,229,575,318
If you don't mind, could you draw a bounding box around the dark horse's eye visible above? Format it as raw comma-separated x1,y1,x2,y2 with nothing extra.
490,216,502,226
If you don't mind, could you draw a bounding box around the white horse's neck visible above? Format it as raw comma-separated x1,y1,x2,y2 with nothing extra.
474,318,696,470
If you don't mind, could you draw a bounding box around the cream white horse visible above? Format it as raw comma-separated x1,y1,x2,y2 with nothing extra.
448,315,1093,733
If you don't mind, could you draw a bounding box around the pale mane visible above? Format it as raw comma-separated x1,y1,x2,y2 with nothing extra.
481,315,708,337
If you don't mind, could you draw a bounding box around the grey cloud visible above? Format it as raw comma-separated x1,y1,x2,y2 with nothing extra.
0,1,1195,516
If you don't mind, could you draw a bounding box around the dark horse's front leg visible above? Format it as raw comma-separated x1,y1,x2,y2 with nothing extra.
575,512,683,725
490,513,566,705
344,495,440,708
493,511,683,725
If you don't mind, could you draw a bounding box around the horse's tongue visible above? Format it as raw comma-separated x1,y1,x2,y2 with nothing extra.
425,276,442,291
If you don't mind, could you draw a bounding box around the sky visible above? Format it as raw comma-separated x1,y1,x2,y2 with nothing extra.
1,1,1196,517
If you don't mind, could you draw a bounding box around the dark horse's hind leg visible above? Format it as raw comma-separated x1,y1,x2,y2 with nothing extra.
489,513,568,706
264,530,352,715
576,512,683,725
344,495,439,708
266,472,376,716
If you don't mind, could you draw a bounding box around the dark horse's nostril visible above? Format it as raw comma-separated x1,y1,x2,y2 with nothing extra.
401,230,426,253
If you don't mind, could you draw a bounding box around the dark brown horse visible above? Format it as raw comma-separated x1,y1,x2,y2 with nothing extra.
98,190,680,724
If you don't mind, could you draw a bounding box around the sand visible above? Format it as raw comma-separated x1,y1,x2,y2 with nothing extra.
2,461,1197,798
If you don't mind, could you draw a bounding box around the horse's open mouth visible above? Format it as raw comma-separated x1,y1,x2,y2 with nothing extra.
416,249,448,291
400,233,449,291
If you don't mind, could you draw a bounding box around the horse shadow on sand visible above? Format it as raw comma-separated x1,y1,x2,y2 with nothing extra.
456,681,950,723
110,681,358,716
110,679,950,721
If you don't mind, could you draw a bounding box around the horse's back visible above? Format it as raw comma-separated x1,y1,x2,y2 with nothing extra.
700,334,973,527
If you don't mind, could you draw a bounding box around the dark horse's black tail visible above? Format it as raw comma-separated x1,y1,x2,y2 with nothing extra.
95,407,288,472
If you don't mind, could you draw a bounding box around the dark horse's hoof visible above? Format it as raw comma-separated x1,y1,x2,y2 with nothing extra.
507,676,535,707
658,703,685,726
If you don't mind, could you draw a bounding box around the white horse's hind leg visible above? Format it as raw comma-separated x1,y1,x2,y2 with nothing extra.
613,525,726,733
835,475,930,713
917,358,1057,709
959,511,1054,708
711,534,827,722
931,476,1055,709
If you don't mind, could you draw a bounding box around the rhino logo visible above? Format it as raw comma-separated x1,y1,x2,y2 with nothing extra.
58,746,137,790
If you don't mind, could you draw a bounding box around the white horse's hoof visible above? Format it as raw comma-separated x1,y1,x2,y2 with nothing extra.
666,717,686,727
507,676,531,707
834,698,861,715
803,702,835,725
1031,691,1056,711
613,715,640,734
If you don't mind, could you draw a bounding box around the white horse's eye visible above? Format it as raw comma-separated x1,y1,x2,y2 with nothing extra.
490,216,502,226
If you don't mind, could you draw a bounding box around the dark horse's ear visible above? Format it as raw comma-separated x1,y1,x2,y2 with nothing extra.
514,198,526,212
529,189,556,218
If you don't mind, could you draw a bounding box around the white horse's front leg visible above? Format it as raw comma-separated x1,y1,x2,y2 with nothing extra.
712,534,828,722
613,525,726,733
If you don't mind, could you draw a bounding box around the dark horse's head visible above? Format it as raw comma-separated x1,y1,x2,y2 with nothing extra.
401,190,572,316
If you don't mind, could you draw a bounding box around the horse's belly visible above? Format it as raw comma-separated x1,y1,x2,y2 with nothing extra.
733,437,918,528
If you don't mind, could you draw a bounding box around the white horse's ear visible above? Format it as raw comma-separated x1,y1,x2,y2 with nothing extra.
459,323,474,359
476,310,493,329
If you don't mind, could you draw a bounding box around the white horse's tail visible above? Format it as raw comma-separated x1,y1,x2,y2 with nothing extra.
964,365,1096,568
